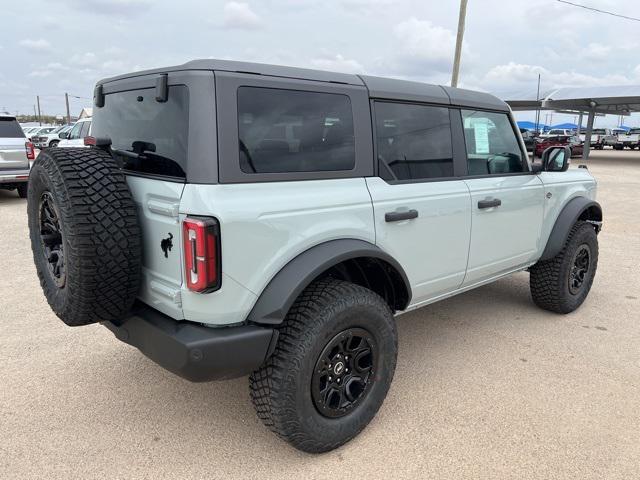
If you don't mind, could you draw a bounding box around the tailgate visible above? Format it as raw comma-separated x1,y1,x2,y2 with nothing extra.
126,175,185,319
0,138,29,171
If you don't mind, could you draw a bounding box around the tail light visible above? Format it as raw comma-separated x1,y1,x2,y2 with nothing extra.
25,141,35,160
183,216,221,292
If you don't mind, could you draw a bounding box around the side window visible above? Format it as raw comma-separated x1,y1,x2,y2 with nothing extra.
68,122,83,140
237,87,355,173
375,102,453,181
461,110,525,175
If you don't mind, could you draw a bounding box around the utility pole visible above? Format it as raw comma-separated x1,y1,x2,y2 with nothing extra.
451,0,468,88
65,93,71,125
534,73,541,133
36,95,42,126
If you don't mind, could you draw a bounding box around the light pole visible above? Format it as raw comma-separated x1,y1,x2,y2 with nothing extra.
451,0,468,88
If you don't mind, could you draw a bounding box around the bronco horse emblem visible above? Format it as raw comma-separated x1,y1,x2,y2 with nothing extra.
160,233,173,258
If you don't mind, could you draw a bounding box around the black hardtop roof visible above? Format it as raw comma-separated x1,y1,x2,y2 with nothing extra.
98,59,509,111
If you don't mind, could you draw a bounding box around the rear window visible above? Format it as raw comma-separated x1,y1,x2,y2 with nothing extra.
237,87,355,173
0,118,25,138
92,86,189,178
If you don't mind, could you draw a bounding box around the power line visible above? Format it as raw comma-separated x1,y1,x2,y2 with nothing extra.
556,0,640,22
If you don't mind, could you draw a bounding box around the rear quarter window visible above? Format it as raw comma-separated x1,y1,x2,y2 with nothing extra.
237,87,355,174
0,118,25,138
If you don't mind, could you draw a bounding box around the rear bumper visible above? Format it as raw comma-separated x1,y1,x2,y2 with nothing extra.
0,170,30,184
103,304,277,382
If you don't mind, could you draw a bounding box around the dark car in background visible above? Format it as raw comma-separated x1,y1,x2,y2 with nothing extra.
534,135,583,158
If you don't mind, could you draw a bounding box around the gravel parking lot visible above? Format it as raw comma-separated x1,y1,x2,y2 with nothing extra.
1,150,639,479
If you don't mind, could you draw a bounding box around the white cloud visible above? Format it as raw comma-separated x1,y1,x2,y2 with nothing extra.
66,0,151,15
28,70,53,78
223,2,262,30
580,43,612,61
309,54,364,74
376,17,463,77
394,18,458,63
70,52,98,67
19,38,52,52
479,62,635,97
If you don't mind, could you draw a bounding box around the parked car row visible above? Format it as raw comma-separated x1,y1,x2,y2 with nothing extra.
31,124,75,148
19,117,93,150
613,128,640,150
523,126,640,156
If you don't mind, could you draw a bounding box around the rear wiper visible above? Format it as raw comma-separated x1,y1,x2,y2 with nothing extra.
111,148,147,160
111,141,156,160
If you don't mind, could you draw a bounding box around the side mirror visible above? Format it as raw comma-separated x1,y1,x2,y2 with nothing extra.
59,131,69,139
542,146,571,172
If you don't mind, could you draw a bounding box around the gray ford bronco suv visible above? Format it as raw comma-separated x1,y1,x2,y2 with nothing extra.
27,60,602,453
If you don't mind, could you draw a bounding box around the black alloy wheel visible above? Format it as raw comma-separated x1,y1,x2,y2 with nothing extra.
568,244,591,295
312,328,377,418
39,191,66,288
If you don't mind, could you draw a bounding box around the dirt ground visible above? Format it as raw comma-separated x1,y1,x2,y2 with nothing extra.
1,149,638,479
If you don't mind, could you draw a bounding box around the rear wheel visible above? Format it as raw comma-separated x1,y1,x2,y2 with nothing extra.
27,148,141,326
530,221,598,314
250,279,397,453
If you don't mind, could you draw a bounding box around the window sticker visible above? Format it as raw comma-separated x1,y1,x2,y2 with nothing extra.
473,122,490,154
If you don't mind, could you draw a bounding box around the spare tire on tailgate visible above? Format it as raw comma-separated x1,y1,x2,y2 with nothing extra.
27,147,141,326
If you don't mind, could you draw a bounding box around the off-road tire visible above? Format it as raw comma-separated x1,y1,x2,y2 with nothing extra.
27,148,141,326
249,279,397,453
17,183,28,198
530,221,598,314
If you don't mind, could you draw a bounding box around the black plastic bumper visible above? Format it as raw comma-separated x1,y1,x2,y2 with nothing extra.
103,305,277,382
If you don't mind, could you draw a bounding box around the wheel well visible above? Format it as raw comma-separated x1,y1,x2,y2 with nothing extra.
314,257,410,312
578,205,603,232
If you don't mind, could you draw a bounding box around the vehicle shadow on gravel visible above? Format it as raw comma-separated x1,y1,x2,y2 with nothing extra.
74,273,542,455
0,189,25,204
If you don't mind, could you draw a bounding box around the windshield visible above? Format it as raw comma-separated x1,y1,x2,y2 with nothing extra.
629,129,640,135
0,118,25,138
592,129,606,134
92,86,189,178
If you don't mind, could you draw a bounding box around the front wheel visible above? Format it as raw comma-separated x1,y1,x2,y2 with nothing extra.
250,279,397,453
530,221,598,313
49,140,59,148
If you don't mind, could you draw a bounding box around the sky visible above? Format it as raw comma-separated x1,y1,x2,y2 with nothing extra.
2,0,639,127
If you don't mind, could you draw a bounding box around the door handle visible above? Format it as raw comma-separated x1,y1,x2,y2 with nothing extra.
478,198,502,209
385,209,418,222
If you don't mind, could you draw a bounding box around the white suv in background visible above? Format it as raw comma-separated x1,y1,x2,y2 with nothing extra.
57,118,92,148
1,115,33,198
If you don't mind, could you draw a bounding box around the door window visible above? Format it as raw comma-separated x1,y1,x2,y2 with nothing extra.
461,110,525,175
237,87,355,173
375,102,453,181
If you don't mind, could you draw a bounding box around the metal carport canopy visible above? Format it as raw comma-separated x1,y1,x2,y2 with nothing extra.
505,84,640,159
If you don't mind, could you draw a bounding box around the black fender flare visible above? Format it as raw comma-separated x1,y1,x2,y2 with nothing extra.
246,239,412,325
540,197,602,261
